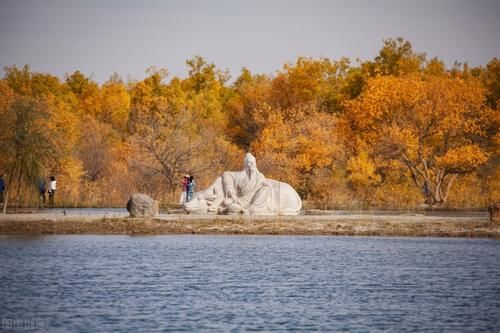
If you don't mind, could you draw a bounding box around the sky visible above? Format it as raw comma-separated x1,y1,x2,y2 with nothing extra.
0,0,499,83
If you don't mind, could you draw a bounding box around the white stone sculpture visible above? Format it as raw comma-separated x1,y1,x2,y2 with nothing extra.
184,153,302,215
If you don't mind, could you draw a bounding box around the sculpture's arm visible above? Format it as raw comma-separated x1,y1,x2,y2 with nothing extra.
222,172,237,199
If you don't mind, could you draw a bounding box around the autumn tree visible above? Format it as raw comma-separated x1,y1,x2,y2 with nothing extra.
1,66,79,211
370,38,426,76
252,107,342,200
0,81,15,212
182,56,229,127
99,80,130,133
127,65,240,198
224,68,272,149
65,70,101,119
226,57,352,151
66,70,92,95
78,117,120,181
0,95,69,211
342,38,428,103
128,105,218,195
1,48,497,209
473,58,500,155
270,57,351,113
344,75,490,205
423,58,447,77
482,58,500,109
127,67,170,134
346,149,381,204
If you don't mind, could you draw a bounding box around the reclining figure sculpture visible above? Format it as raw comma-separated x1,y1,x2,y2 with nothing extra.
184,153,302,215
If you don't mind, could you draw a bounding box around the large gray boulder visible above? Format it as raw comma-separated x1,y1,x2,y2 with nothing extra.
127,193,158,218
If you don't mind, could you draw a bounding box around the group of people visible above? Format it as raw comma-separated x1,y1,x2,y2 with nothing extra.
179,175,196,204
0,174,56,208
38,176,57,208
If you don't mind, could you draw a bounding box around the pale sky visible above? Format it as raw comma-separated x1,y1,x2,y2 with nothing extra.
1,0,499,83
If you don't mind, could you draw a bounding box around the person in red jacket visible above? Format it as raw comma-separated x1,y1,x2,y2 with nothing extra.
179,175,189,204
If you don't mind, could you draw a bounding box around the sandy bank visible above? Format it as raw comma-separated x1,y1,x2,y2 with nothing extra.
0,213,498,238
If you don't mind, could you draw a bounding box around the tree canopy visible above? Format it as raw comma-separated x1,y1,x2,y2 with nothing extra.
1,39,498,209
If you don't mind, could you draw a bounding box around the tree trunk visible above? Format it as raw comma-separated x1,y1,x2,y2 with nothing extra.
427,175,443,206
429,172,458,206
2,164,17,214
2,189,9,214
404,160,456,207
15,162,23,213
442,174,458,203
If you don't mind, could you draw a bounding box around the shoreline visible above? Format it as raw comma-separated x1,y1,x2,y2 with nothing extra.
0,213,498,238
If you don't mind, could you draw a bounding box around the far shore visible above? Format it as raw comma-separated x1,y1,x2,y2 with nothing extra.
0,210,498,238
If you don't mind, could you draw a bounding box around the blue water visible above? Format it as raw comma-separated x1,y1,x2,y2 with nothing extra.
0,235,499,332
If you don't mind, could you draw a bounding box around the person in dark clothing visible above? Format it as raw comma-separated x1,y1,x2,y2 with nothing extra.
0,174,5,204
422,181,431,197
38,178,47,208
422,180,433,205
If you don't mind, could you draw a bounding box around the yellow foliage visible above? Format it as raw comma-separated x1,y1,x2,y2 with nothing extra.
100,82,130,132
45,94,80,152
0,81,15,166
344,74,491,204
1,50,498,209
372,181,420,208
346,151,381,188
436,145,489,173
52,157,84,206
271,57,350,112
252,107,341,198
446,172,499,208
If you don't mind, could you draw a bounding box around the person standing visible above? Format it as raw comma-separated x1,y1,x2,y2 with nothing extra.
179,175,189,204
187,175,196,202
37,177,47,209
0,174,5,204
48,176,56,208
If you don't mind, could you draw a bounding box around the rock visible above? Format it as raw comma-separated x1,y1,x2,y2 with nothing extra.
488,202,500,223
126,193,158,218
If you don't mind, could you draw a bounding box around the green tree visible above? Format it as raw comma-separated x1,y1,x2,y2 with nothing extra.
372,37,426,76
1,96,56,212
482,58,500,109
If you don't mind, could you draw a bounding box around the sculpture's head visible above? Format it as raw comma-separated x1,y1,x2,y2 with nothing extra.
244,153,258,176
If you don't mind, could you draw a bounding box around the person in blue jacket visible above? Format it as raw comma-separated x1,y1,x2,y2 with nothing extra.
187,175,196,202
0,174,5,204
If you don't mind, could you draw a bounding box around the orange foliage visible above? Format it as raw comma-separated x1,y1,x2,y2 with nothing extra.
344,74,491,205
252,108,342,199
0,41,498,209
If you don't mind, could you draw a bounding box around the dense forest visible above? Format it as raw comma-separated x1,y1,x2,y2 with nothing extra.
0,38,498,210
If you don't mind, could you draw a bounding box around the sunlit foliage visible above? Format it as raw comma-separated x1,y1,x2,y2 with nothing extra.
0,39,498,209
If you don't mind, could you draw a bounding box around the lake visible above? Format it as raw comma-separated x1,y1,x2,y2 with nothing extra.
0,235,499,332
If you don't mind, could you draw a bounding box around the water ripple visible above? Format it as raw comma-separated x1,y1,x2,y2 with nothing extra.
0,235,499,332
